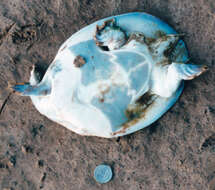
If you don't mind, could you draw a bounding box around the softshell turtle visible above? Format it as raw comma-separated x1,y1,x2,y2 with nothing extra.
10,12,207,138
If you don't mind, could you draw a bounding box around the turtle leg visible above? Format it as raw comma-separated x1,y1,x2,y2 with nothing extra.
152,62,208,98
94,18,126,51
170,62,208,80
150,34,184,57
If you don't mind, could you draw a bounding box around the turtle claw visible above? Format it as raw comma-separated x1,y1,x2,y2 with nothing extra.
94,18,126,51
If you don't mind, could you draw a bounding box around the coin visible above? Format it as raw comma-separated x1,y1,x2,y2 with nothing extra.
94,164,113,184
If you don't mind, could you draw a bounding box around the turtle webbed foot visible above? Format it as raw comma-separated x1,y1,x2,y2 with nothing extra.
94,19,126,51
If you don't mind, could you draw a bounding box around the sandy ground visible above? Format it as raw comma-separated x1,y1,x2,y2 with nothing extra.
0,0,215,189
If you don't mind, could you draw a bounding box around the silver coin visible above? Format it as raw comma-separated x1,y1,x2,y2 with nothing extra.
94,164,113,184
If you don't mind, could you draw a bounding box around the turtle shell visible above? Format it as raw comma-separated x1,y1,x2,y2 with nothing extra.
30,12,188,138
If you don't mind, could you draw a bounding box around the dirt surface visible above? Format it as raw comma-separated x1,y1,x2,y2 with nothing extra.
0,0,214,189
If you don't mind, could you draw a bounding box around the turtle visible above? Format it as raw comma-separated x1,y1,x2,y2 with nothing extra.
10,12,207,138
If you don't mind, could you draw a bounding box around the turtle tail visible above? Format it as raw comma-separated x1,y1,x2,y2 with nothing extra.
8,82,51,96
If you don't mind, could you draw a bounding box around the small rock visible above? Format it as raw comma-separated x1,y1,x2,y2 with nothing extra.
21,145,33,153
38,160,44,168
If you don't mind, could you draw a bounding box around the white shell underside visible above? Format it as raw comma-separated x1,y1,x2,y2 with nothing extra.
30,12,188,138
